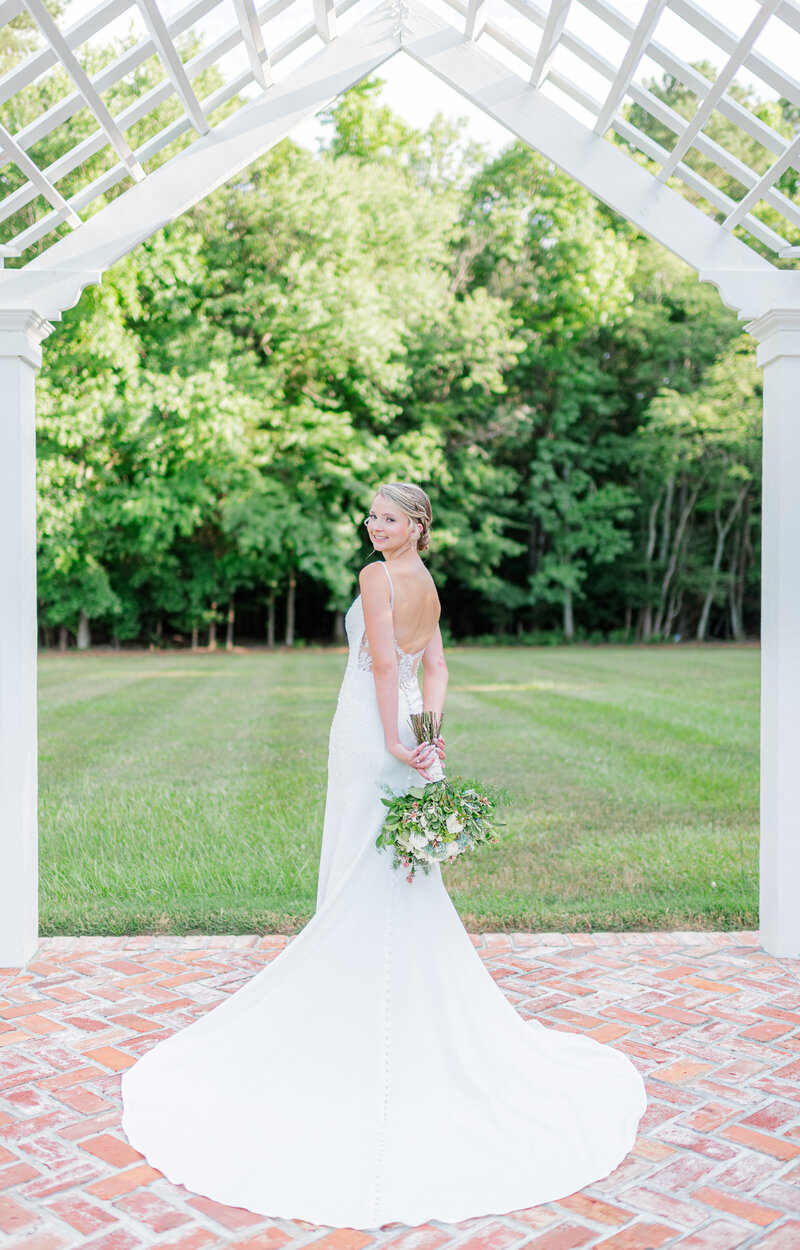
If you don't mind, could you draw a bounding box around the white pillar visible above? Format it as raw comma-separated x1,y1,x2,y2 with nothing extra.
0,311,51,968
747,310,800,958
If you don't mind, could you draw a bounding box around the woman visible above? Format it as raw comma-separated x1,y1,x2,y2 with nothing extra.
121,481,647,1230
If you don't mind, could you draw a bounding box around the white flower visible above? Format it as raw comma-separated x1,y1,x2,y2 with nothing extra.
446,842,462,859
446,813,465,835
409,832,429,850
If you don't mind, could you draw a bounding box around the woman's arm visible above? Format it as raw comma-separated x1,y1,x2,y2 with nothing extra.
359,564,437,780
421,623,448,717
421,624,448,762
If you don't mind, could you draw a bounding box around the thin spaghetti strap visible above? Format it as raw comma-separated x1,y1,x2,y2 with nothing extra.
379,561,395,609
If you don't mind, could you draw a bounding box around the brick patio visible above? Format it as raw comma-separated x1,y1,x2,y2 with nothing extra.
1,931,799,1250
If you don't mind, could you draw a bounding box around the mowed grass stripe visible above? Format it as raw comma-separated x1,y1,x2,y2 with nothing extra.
37,646,758,934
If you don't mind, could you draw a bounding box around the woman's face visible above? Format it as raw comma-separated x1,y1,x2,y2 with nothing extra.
366,494,414,556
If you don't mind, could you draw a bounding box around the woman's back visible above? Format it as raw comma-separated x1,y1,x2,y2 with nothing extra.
379,559,440,656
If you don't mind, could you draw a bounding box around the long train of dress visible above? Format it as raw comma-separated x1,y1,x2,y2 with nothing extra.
120,570,647,1229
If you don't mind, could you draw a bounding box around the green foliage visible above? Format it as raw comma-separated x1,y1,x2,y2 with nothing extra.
33,69,769,647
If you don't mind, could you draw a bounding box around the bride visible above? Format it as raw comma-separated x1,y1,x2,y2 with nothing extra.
120,480,647,1230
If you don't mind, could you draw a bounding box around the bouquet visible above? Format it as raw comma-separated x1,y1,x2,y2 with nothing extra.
376,711,506,882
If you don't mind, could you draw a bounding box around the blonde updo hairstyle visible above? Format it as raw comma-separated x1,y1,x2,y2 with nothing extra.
376,482,433,553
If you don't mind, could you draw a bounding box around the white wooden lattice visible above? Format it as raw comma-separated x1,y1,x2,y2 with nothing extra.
1,0,799,268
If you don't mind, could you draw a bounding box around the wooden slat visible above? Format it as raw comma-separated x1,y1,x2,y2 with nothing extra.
21,0,145,181
313,0,337,43
0,120,81,228
232,0,271,85
136,0,211,134
530,0,572,88
658,0,782,183
593,0,668,135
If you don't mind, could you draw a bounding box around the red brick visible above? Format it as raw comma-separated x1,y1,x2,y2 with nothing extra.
720,1123,800,1160
672,1219,750,1249
20,1160,105,1200
149,1232,218,1250
558,1193,631,1225
43,1194,117,1235
741,1021,794,1042
111,1014,161,1033
619,1186,704,1228
0,1161,40,1189
654,1060,714,1084
740,1101,799,1133
185,1194,265,1231
0,1193,37,1233
231,1232,295,1250
651,1154,712,1190
306,1233,375,1250
80,1232,144,1250
594,1223,676,1249
0,1234,69,1250
83,1047,136,1072
14,1014,66,1036
58,1110,118,1140
113,1189,192,1233
52,1086,113,1115
692,1186,783,1226
376,1228,451,1250
682,1102,736,1132
36,1065,105,1091
753,1223,800,1249
520,1224,596,1250
79,1134,144,1167
86,1164,164,1200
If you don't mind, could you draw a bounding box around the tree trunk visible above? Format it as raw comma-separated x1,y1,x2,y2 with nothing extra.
191,625,199,650
267,588,276,649
58,625,68,652
77,610,91,651
640,491,662,642
623,604,632,640
208,603,217,651
155,618,163,648
653,479,700,639
697,486,748,642
563,586,574,641
226,596,235,652
285,570,296,647
333,610,346,643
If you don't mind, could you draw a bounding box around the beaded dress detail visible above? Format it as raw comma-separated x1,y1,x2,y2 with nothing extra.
120,560,647,1229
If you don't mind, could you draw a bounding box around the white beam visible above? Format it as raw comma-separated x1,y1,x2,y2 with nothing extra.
530,0,572,88
398,1,771,276
232,0,272,86
747,309,800,958
136,0,211,134
0,0,402,317
313,0,337,43
465,0,488,41
593,0,668,136
20,0,146,183
0,311,51,969
659,0,782,184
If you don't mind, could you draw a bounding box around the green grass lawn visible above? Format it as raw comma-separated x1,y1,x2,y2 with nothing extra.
38,644,759,935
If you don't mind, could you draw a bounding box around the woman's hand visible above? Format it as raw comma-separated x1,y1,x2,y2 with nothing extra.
433,735,445,763
388,740,439,781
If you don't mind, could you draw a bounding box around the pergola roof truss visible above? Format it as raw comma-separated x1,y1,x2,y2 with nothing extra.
0,0,799,267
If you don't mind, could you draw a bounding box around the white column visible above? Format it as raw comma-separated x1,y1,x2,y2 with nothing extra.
747,310,800,958
0,311,51,968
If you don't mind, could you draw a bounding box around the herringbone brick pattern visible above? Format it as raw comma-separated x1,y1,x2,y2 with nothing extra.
1,932,799,1250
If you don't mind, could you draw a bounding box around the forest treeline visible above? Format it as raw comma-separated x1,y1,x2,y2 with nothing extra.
6,33,780,647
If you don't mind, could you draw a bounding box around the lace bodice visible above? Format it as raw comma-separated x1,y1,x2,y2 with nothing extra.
345,563,425,698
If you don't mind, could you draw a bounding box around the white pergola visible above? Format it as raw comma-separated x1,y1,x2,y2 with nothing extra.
1,0,799,965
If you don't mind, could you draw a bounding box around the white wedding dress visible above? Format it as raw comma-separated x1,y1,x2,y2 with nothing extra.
121,562,647,1229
